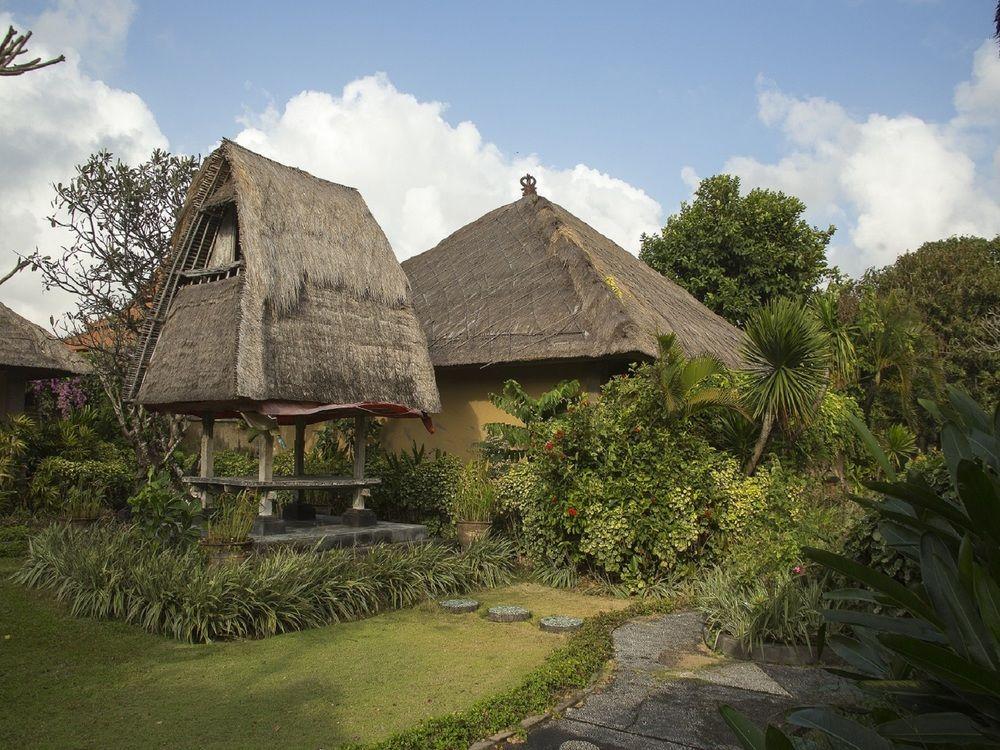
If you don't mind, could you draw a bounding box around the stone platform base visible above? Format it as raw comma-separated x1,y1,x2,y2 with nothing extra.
252,514,428,551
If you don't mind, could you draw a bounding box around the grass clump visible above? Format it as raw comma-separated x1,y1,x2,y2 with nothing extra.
204,490,257,543
14,524,517,643
696,562,830,653
452,459,496,523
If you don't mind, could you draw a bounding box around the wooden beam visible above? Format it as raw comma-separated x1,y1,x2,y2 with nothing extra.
294,417,306,506
258,430,274,516
199,415,215,509
352,415,368,510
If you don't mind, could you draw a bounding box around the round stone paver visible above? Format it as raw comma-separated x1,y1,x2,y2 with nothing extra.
487,605,532,622
540,615,584,633
439,598,479,614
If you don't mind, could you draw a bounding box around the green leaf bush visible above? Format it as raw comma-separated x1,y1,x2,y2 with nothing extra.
15,524,517,643
368,445,462,534
506,365,842,591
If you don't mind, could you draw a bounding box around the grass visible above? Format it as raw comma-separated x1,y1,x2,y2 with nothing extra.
0,560,630,749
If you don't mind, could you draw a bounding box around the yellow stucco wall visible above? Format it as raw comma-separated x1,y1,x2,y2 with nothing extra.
381,359,628,458
179,358,634,460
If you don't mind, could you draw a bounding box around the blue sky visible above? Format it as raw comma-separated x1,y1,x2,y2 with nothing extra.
1,0,999,323
104,1,992,207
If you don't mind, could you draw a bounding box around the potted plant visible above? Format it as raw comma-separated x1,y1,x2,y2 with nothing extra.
201,490,258,566
453,460,496,548
65,483,104,526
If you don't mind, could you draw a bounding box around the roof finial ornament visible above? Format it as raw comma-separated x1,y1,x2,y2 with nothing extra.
520,173,537,196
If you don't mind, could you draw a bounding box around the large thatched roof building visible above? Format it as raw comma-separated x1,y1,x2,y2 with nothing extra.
0,302,90,416
382,178,743,456
131,140,439,524
132,139,439,421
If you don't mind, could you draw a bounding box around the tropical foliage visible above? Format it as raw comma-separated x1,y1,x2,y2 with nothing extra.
722,388,1000,748
16,525,517,643
741,298,832,474
652,332,741,423
484,379,581,458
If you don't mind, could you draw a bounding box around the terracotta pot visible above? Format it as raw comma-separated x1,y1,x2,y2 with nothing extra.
456,521,491,548
200,538,254,567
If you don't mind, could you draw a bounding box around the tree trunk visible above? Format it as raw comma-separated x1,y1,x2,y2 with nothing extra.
745,411,775,476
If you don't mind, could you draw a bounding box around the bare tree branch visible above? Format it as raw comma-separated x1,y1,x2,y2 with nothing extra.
0,257,31,287
30,149,200,479
0,26,64,77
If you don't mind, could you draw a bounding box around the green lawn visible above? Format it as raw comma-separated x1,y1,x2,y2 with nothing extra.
0,560,629,749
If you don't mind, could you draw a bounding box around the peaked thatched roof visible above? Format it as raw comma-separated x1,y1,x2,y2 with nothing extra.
0,302,90,378
135,140,440,419
403,193,744,368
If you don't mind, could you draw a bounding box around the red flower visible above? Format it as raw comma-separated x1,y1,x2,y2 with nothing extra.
792,565,804,575
567,507,578,517
544,441,554,452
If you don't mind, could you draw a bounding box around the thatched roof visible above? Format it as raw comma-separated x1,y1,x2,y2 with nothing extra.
403,192,744,368
135,140,440,420
0,302,90,378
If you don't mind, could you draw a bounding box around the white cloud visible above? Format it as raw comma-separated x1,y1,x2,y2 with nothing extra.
234,74,662,259
723,40,1000,275
0,2,165,326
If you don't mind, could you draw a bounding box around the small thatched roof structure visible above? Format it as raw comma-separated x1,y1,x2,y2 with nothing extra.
403,189,744,368
0,302,90,379
134,140,440,422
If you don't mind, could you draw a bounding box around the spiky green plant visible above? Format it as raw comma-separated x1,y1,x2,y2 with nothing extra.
15,525,517,643
879,423,918,470
64,482,103,520
652,333,742,423
205,490,258,544
453,460,496,523
742,298,832,474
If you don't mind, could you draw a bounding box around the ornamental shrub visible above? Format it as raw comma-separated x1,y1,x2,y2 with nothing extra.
27,451,135,512
511,364,834,591
368,445,462,534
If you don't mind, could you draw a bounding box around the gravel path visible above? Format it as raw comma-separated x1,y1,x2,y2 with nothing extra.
510,612,856,750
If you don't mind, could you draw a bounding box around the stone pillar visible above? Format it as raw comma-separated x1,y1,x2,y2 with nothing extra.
341,414,375,527
199,415,214,509
258,429,274,516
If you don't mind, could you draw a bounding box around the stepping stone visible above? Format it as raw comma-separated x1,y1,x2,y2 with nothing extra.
439,598,479,614
488,605,532,622
540,615,584,633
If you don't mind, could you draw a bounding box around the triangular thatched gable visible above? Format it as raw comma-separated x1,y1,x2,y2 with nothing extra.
134,140,440,419
403,192,744,368
0,302,89,378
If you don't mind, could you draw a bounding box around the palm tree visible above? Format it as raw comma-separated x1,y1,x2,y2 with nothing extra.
652,333,742,423
742,298,832,475
854,290,938,424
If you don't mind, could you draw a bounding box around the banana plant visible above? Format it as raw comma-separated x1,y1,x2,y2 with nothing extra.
721,386,1000,748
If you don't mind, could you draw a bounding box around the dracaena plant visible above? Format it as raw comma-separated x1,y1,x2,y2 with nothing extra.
721,386,1000,748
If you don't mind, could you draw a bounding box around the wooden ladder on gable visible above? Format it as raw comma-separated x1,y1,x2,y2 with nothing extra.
125,154,229,402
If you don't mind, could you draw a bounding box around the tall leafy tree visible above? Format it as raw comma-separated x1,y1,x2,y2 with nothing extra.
862,236,1000,407
25,150,200,478
640,174,835,327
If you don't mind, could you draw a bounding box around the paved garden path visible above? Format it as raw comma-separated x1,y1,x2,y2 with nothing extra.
511,612,857,750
